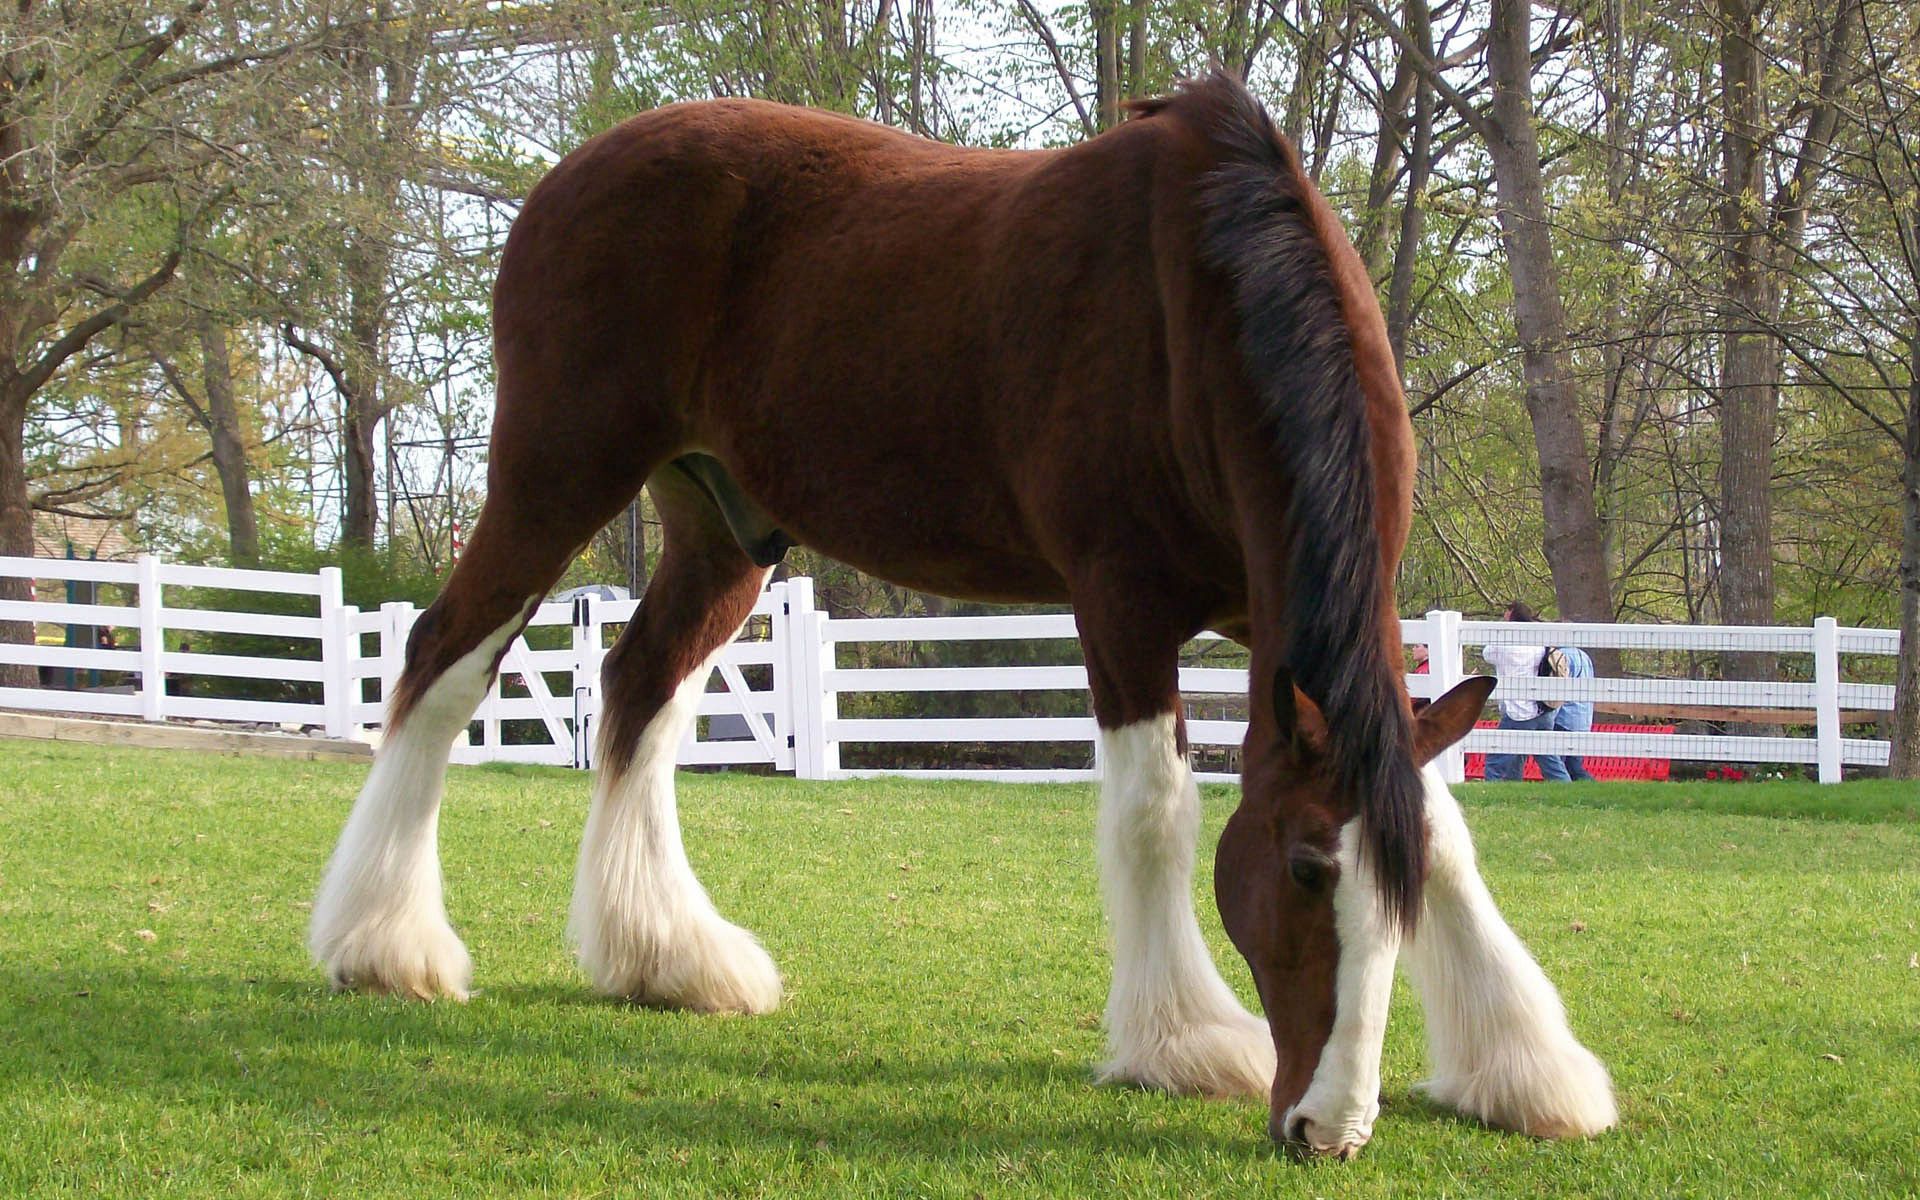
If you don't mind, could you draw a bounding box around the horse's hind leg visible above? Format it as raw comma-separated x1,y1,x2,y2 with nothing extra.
310,455,652,999
1077,604,1277,1098
570,471,779,1012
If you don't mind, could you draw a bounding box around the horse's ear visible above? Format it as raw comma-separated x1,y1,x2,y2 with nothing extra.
1413,676,1497,765
1271,666,1329,761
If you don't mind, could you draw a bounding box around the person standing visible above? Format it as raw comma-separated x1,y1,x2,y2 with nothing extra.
1482,602,1570,782
1550,642,1597,781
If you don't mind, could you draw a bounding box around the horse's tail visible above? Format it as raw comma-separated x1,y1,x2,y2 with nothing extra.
1168,75,1427,932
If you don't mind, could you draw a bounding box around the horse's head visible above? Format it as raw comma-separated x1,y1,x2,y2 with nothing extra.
1215,672,1494,1158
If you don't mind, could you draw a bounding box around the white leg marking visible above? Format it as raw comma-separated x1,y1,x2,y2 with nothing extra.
1404,764,1617,1137
570,642,781,1014
309,605,532,1000
1281,820,1399,1159
1096,715,1276,1098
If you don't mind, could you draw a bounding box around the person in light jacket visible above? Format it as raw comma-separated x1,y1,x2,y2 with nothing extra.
1482,602,1570,782
1547,643,1597,781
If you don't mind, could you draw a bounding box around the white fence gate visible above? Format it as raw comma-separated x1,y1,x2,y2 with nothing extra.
1,554,1905,783
362,583,806,772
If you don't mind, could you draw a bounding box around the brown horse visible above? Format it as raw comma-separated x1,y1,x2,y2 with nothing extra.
309,75,1614,1157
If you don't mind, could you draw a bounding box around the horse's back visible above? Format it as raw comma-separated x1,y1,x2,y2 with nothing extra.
492,96,1239,602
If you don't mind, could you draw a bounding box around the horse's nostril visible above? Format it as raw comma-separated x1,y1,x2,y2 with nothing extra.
1287,1115,1312,1145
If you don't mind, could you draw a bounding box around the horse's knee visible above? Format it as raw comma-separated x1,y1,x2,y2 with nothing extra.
1098,714,1196,856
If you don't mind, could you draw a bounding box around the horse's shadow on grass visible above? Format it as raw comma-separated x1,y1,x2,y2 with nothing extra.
1,966,1379,1165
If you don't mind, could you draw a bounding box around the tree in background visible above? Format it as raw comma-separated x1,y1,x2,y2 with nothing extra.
1779,0,1920,773
1714,0,1858,683
0,3,336,683
4,0,1913,758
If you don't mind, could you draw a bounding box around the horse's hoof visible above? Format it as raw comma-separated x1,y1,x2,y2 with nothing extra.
312,910,473,1001
1099,1009,1276,1099
580,914,782,1014
1417,1038,1617,1138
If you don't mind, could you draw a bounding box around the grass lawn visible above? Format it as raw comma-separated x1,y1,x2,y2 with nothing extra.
1,739,1915,1198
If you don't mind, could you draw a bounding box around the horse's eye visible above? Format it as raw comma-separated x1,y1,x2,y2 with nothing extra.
1289,856,1327,892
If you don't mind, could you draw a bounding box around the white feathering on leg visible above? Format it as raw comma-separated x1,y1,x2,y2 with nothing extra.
1404,764,1617,1137
309,607,532,1000
1096,715,1276,1098
570,647,781,1014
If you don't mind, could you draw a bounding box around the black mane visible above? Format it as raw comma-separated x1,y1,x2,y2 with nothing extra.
1166,75,1427,932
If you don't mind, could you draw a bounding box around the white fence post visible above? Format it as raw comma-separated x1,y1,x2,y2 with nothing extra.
340,604,362,735
318,566,349,738
379,601,413,718
761,579,801,773
812,603,839,777
136,553,165,721
1428,608,1468,784
785,577,838,779
572,594,601,769
1813,616,1842,783
785,577,819,778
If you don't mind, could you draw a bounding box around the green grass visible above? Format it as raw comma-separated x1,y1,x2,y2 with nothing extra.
1,741,1916,1198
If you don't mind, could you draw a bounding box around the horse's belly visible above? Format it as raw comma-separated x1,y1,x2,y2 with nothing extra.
700,424,1071,605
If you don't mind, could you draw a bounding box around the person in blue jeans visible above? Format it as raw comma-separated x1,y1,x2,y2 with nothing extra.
1481,602,1570,782
1543,644,1596,782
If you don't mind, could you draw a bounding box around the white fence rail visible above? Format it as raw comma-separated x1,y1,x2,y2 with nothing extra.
1,555,1904,783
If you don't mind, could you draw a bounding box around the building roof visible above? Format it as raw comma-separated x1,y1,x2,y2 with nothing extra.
32,512,135,561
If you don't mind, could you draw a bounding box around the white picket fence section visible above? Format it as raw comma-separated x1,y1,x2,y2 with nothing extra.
1,554,1904,783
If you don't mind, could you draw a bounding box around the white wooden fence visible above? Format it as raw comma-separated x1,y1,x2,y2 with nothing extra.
1,555,1903,783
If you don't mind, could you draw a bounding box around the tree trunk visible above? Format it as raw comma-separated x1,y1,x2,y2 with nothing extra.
340,237,389,550
1591,0,1630,578
198,320,259,565
1093,0,1121,130
1717,0,1778,683
0,381,34,687
341,393,379,549
1483,0,1615,632
1355,51,1417,279
1126,2,1146,98
1383,0,1433,369
1280,4,1331,147
1889,321,1920,778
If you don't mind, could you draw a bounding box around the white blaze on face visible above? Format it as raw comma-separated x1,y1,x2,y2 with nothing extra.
1279,818,1401,1158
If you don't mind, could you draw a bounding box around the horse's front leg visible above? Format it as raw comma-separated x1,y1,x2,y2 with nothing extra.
1079,615,1275,1099
1403,766,1617,1136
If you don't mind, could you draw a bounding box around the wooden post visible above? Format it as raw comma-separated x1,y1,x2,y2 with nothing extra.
785,577,837,779
767,580,797,773
812,603,839,778
340,604,361,736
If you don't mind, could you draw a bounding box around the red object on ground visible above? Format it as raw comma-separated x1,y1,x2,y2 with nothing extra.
1463,721,1674,782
